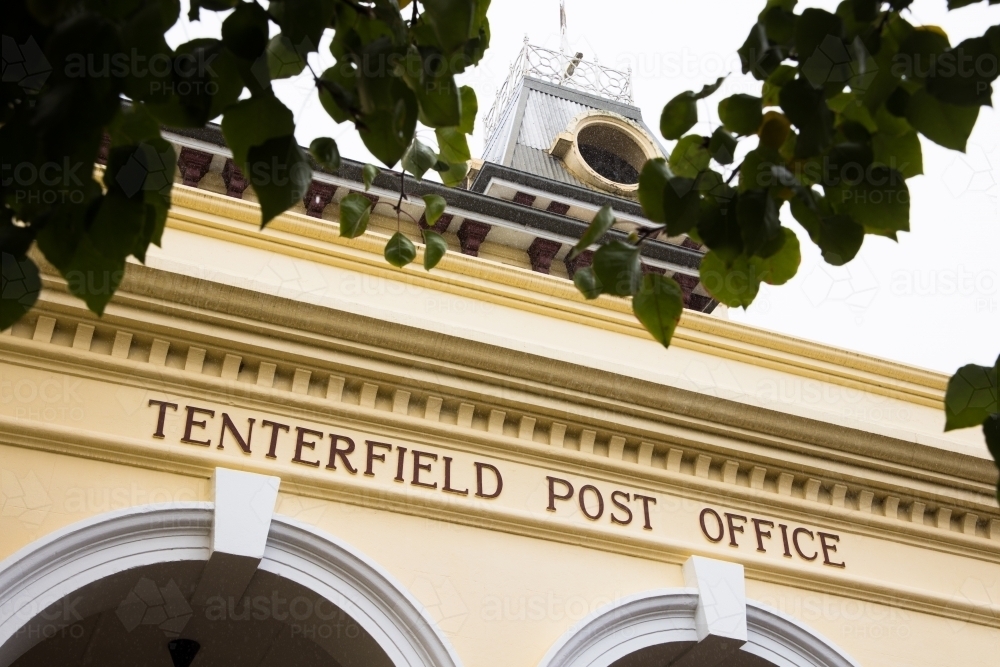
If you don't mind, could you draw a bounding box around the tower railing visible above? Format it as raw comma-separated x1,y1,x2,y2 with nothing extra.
483,42,634,137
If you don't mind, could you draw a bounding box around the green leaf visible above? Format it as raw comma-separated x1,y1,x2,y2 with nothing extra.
339,193,372,238
416,71,461,128
826,166,909,234
277,0,336,53
569,205,615,260
422,230,448,270
795,8,844,63
736,190,782,257
694,76,727,100
422,0,476,53
699,229,800,309
638,158,672,223
780,77,834,158
439,161,469,188
739,146,782,193
309,137,341,171
661,177,701,237
222,1,269,60
790,197,865,265
752,227,800,285
573,266,603,300
669,135,710,178
423,194,447,227
358,81,419,168
983,415,999,500
640,161,714,238
402,139,438,180
245,135,312,226
266,34,307,80
385,232,417,268
708,127,738,165
872,130,922,178
317,64,359,124
458,86,478,135
436,127,471,164
363,164,378,191
660,92,698,141
1,254,41,330
944,358,998,431
592,241,642,297
221,95,295,169
739,23,784,80
633,273,685,348
700,251,760,308
762,65,797,107
905,88,980,152
718,94,763,136
697,196,744,262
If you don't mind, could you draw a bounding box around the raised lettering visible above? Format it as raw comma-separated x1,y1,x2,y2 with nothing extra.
262,420,289,459
181,406,215,446
578,485,604,521
292,427,322,467
327,434,358,473
546,476,573,511
411,450,438,489
365,441,392,476
148,400,177,438
725,512,747,547
633,494,656,530
700,508,725,542
442,457,469,495
218,413,254,453
752,518,774,553
818,532,845,568
475,462,503,498
610,491,632,525
793,527,818,561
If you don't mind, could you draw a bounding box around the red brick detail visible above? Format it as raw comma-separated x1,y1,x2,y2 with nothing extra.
527,238,562,274
642,264,667,275
419,212,453,234
177,147,214,187
97,132,111,165
681,237,702,250
564,250,594,278
457,220,491,256
686,293,713,311
546,201,571,215
303,181,337,218
222,159,250,199
673,273,700,298
513,191,537,206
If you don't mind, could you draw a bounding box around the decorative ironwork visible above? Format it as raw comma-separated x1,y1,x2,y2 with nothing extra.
483,41,633,137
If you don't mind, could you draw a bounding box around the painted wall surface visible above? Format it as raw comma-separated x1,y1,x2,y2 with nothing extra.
2,186,998,665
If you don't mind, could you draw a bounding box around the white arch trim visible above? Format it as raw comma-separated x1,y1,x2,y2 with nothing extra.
537,587,862,667
0,503,463,667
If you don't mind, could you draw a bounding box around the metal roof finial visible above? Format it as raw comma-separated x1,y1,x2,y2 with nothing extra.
560,0,569,55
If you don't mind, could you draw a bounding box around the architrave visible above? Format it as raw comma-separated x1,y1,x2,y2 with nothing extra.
536,589,861,667
0,505,462,667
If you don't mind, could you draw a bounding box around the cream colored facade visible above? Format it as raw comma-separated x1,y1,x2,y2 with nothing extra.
1,174,998,666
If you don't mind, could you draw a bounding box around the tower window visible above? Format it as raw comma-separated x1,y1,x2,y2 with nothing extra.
576,124,646,185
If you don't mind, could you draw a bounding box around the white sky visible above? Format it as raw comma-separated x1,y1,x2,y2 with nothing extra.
167,1,999,375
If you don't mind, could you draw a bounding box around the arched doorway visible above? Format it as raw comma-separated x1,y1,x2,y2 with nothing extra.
8,560,391,666
0,492,462,667
537,558,860,667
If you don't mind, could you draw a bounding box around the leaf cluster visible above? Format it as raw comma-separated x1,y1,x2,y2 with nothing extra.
576,0,997,339
944,355,999,501
2,0,489,328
